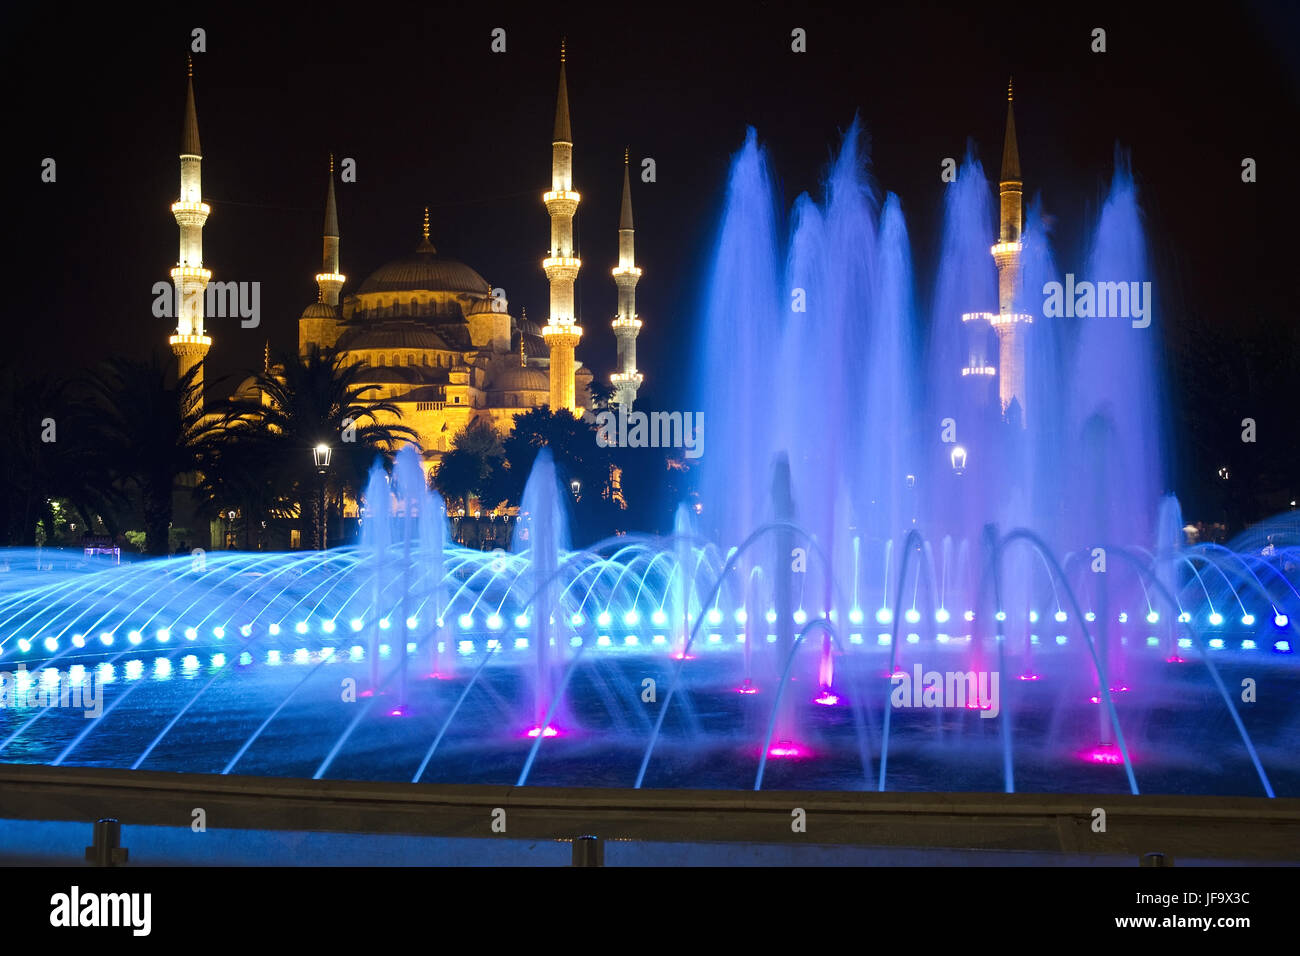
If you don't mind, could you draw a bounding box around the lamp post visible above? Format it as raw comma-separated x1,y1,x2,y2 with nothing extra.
570,477,582,501
313,443,332,550
950,445,967,476
225,510,237,550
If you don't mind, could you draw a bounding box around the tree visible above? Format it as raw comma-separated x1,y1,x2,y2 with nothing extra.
211,345,419,544
434,419,505,513
588,379,616,410
500,406,618,545
83,354,225,555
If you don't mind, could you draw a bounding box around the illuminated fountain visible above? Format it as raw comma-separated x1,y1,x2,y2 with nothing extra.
0,122,1297,797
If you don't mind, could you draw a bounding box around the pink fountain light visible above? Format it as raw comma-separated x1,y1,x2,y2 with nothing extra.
737,678,758,695
526,725,560,738
1081,743,1126,765
767,741,805,758
814,688,840,706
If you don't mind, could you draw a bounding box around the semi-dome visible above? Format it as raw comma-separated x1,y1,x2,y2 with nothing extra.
489,364,549,392
335,320,452,352
299,302,338,320
357,238,491,296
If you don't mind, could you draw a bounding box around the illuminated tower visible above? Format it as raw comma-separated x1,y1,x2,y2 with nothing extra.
611,149,643,409
299,155,346,355
169,57,212,410
961,80,1032,425
541,40,583,415
992,79,1031,424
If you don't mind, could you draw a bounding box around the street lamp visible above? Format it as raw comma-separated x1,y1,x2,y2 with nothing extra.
312,443,332,550
225,509,237,549
570,477,582,500
950,445,967,475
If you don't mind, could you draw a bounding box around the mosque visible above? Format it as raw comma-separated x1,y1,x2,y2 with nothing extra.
165,44,646,477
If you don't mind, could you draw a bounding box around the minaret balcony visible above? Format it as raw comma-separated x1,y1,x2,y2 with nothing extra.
612,316,642,332
962,310,1032,327
542,189,581,203
961,364,996,377
542,257,582,282
611,371,643,388
315,272,346,285
169,333,212,349
612,266,642,279
990,240,1022,256
171,201,210,226
170,266,212,282
542,322,583,342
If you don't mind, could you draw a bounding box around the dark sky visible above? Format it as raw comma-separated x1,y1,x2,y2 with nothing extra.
5,0,1298,457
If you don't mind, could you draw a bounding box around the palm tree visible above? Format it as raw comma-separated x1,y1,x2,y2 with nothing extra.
212,345,419,545
434,419,505,513
588,379,617,410
84,353,224,555
0,369,122,545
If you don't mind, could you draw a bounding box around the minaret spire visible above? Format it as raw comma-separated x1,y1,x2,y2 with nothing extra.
554,40,572,143
541,41,583,414
169,56,212,411
316,154,345,306
1000,77,1021,190
611,149,643,409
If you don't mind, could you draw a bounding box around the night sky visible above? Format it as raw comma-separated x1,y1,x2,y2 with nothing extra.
5,0,1298,516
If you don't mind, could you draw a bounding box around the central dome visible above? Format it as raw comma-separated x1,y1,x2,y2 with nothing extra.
357,238,491,296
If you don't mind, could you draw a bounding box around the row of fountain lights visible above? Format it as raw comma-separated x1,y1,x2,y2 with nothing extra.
7,606,1291,657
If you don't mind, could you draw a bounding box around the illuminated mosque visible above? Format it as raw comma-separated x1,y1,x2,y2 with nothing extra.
164,45,646,474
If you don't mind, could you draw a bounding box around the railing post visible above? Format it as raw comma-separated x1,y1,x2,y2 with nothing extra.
1140,851,1173,867
85,818,129,867
572,835,603,867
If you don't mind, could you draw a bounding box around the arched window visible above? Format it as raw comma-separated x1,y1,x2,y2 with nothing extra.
377,354,386,367
408,353,415,366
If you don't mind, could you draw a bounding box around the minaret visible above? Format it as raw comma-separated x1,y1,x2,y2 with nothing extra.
169,56,212,410
611,148,643,409
541,39,583,415
991,78,1031,425
299,156,346,355
317,154,345,306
